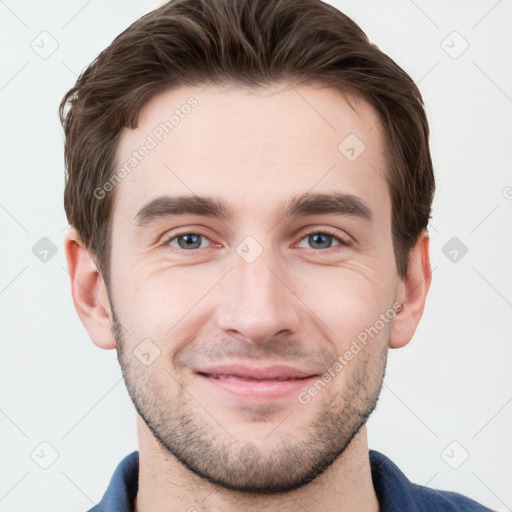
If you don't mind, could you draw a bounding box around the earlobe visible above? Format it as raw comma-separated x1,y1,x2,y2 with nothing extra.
64,230,116,350
388,230,432,349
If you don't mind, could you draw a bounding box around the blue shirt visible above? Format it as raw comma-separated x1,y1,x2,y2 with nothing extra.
87,450,493,511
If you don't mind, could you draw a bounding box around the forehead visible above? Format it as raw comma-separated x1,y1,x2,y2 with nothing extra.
112,82,389,228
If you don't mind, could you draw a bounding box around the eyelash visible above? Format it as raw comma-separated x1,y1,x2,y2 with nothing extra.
161,227,352,254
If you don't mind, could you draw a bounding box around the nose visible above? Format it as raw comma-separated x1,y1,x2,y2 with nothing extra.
212,247,303,345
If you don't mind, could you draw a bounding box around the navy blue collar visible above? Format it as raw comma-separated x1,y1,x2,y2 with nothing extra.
87,449,491,511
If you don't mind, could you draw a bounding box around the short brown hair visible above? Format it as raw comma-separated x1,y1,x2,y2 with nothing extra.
60,0,434,284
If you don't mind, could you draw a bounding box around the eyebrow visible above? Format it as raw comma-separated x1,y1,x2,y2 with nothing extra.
134,192,374,227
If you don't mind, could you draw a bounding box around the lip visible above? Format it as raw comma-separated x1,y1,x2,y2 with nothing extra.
195,364,318,380
194,364,320,400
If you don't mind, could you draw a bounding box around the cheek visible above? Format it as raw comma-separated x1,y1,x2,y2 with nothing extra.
292,265,392,342
114,264,221,341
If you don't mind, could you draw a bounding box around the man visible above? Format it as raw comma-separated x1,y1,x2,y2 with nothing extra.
60,0,492,510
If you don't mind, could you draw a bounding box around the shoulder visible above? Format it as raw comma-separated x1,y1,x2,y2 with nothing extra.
369,449,493,511
409,481,494,511
85,451,139,512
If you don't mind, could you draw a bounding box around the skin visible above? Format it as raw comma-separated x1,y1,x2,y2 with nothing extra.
65,82,431,512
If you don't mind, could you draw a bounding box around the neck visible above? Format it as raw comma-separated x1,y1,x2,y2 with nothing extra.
134,416,379,512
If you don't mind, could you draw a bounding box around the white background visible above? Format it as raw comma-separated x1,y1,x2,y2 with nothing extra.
0,1,511,511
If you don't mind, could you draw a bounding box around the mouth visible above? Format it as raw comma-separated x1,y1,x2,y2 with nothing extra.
194,364,320,399
198,373,313,382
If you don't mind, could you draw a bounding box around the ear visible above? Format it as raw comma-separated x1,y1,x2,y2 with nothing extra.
64,229,116,350
388,229,432,349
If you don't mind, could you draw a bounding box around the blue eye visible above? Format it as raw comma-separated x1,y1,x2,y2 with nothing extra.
298,232,346,250
308,233,336,249
168,233,210,250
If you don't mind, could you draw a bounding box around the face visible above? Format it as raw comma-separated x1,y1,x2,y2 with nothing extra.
107,82,402,493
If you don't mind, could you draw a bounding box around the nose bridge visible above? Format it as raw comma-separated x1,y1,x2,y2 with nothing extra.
213,242,301,343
